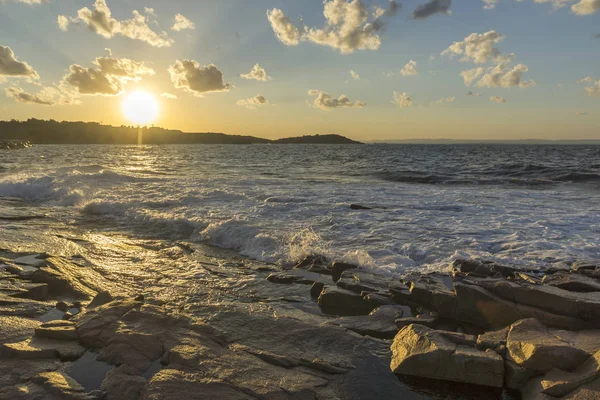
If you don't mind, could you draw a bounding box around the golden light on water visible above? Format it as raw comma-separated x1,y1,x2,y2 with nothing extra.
122,91,159,126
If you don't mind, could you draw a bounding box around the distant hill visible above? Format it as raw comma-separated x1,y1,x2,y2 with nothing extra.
0,119,360,145
273,134,362,144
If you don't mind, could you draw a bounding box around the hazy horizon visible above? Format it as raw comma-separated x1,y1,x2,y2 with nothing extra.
0,0,599,141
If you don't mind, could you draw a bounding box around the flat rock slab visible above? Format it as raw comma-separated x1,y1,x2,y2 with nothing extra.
35,325,79,341
391,324,504,388
0,315,41,343
331,305,407,339
507,319,590,374
2,337,85,361
318,286,373,316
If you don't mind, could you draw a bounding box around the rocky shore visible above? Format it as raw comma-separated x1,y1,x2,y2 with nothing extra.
1,247,599,399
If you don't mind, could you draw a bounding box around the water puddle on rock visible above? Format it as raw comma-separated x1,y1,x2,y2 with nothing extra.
38,308,64,323
67,351,112,392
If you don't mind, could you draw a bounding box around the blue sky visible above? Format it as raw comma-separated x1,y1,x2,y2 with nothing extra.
0,0,598,140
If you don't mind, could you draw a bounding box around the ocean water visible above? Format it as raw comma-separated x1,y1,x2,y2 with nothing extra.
1,144,599,275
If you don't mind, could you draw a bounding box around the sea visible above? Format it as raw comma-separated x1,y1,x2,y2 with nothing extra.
1,144,599,276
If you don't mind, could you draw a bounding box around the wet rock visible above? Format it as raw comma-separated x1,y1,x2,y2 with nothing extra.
0,293,53,318
363,292,395,308
134,294,145,302
34,325,79,341
75,300,141,347
88,291,113,309
507,319,590,374
453,259,516,278
336,270,389,296
477,326,509,353
331,305,406,339
522,350,600,399
390,324,504,387
267,270,328,286
0,280,49,301
2,337,85,361
31,257,114,299
331,262,357,282
318,286,373,315
0,315,41,343
543,271,600,293
293,255,332,275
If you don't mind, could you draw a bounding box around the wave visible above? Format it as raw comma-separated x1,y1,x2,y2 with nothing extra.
0,176,83,205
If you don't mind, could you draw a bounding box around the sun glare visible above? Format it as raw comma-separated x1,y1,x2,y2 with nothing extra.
122,91,159,126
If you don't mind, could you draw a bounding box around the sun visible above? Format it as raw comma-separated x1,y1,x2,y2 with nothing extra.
122,91,159,125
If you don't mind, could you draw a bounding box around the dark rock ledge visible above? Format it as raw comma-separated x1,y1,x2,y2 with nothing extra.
2,248,600,399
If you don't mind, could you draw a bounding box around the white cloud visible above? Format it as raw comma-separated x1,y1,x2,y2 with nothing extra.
0,45,39,80
144,7,156,17
350,70,361,80
392,91,412,107
412,0,452,19
5,86,77,106
160,92,177,99
464,63,536,88
400,60,419,76
237,94,270,109
266,8,301,46
442,30,507,64
59,0,174,48
240,64,271,81
433,96,455,105
267,0,399,54
585,79,600,95
172,13,195,31
572,0,600,15
62,55,154,96
309,89,366,110
169,60,231,97
489,96,506,103
482,0,499,9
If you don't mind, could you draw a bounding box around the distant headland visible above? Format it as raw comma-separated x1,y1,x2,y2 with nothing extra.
0,119,362,145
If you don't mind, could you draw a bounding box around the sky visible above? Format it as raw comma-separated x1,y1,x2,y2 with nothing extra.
0,0,598,141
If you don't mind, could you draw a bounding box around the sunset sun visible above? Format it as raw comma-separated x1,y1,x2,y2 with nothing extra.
122,91,159,125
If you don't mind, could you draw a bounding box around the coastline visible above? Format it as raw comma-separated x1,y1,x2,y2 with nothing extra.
1,239,599,399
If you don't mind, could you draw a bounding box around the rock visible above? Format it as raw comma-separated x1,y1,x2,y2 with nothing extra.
88,291,113,309
0,293,53,318
293,255,332,275
455,280,591,330
143,369,256,400
522,350,600,399
331,262,357,282
477,326,509,353
507,319,590,374
560,377,600,399
337,270,390,295
318,286,372,316
0,280,49,301
506,360,538,390
34,325,79,341
32,371,90,400
476,278,600,325
41,320,74,328
395,315,438,330
310,282,325,299
350,204,372,210
389,282,411,304
543,272,600,293
0,315,41,343
56,301,69,312
408,274,457,316
101,366,147,400
390,324,504,387
267,270,328,286
2,337,85,361
453,259,516,278
363,292,395,308
134,294,145,302
75,300,140,347
331,305,406,339
31,257,114,299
